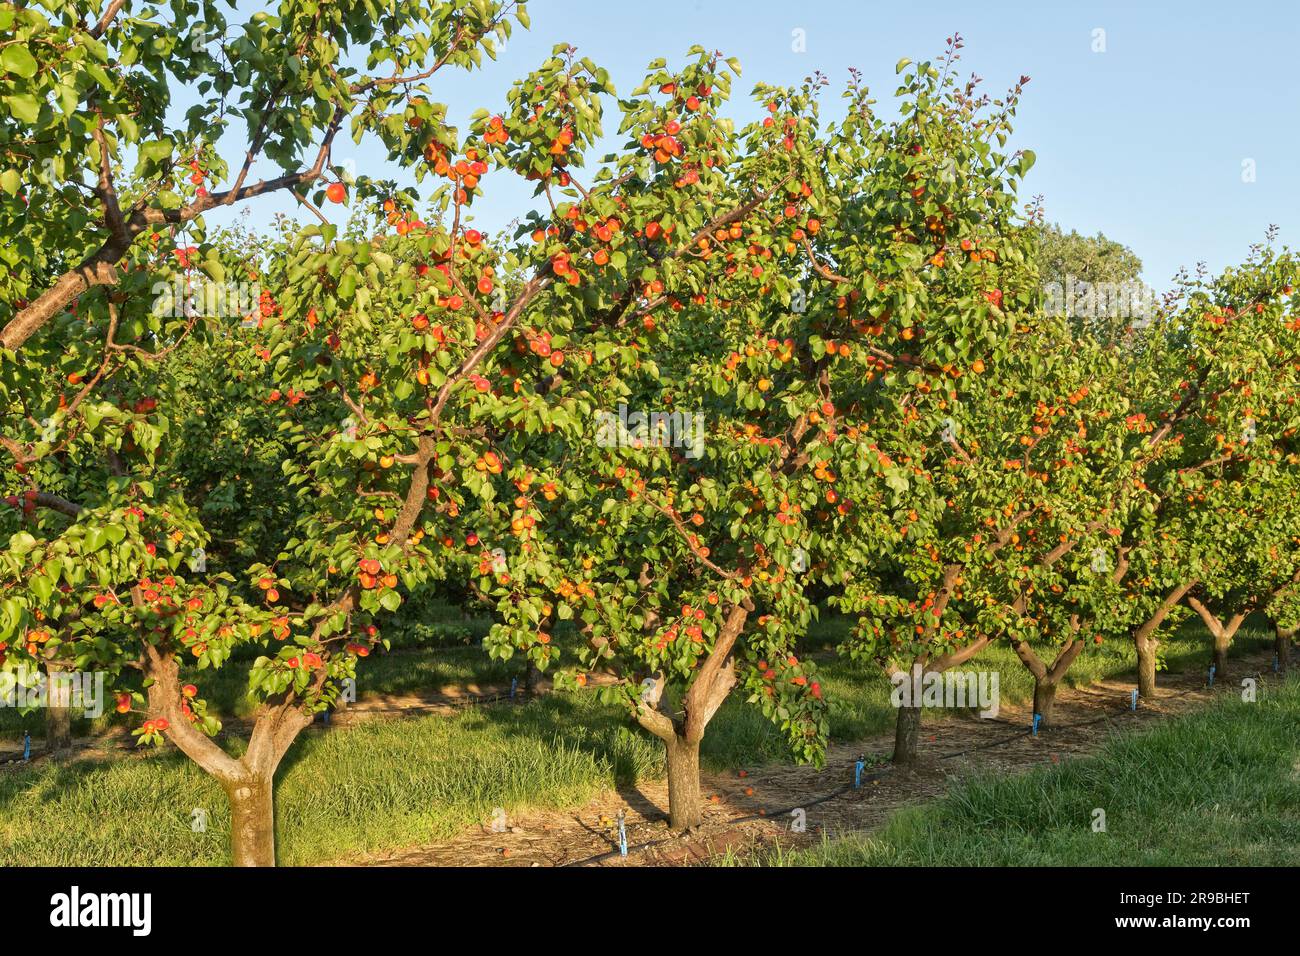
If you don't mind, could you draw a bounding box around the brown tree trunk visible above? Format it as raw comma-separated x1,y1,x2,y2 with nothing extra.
46,701,73,752
523,660,540,695
1014,632,1083,730
1276,623,1296,672
1033,680,1058,727
893,703,922,766
1135,633,1157,696
892,629,996,767
45,666,73,752
1188,596,1246,683
1133,580,1197,698
665,735,702,830
142,643,311,867
1212,640,1230,681
1136,636,1158,697
224,777,276,867
635,602,750,831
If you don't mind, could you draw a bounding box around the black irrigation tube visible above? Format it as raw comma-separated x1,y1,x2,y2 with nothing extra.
936,683,1210,759
567,768,893,865
565,836,675,866
0,745,44,766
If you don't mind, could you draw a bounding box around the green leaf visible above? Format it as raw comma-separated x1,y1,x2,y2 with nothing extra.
84,526,108,553
138,138,174,168
1,45,38,79
0,169,19,196
29,574,53,603
4,93,39,124
8,533,37,555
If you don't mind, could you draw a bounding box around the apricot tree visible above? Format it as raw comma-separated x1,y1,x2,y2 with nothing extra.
0,0,538,866
0,0,526,353
810,48,1056,760
1104,248,1300,695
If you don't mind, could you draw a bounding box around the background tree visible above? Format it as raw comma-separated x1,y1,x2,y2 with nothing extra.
1036,222,1150,343
1106,245,1300,696
819,45,1044,763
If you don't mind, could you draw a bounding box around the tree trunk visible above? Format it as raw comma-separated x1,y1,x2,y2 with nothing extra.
1133,580,1196,698
1188,596,1247,683
45,666,73,752
1136,636,1158,698
633,603,749,831
1033,679,1058,728
225,777,276,867
1276,624,1295,672
893,703,922,767
46,701,72,752
1017,633,1083,730
1212,639,1230,681
664,735,702,830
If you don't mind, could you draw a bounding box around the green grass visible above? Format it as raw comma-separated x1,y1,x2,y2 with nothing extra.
737,674,1300,867
0,693,664,866
0,680,855,865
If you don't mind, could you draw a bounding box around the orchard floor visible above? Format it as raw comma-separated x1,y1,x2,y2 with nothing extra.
334,641,1292,867
1,629,1291,866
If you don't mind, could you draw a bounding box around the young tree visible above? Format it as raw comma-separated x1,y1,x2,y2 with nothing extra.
455,53,843,829
812,45,1051,762
969,331,1137,728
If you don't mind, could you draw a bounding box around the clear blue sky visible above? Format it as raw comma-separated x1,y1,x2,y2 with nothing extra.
206,0,1300,290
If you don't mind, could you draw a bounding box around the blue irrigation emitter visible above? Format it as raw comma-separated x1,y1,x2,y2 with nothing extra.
1208,664,1216,687
1031,713,1042,737
617,811,628,858
22,732,31,761
1131,689,1138,711
1274,653,1280,673
510,677,518,700
854,760,864,789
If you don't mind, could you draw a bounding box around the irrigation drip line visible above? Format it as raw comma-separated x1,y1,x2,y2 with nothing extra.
937,683,1208,757
938,729,1031,759
564,836,674,866
727,776,878,826
565,768,890,866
